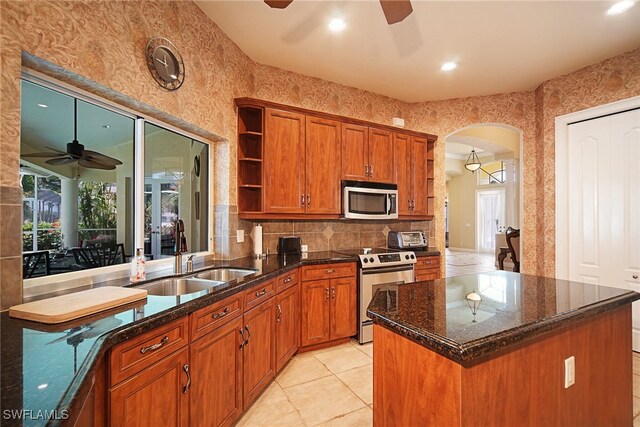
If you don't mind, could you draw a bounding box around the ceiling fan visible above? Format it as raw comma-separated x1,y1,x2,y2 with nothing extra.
264,0,413,25
21,98,123,171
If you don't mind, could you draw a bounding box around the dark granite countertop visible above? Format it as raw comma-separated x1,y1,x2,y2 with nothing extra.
367,271,640,366
0,251,356,427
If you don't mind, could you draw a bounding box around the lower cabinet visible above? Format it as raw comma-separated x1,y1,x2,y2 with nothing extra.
275,284,300,371
242,297,276,407
190,317,243,427
415,255,441,281
109,347,190,427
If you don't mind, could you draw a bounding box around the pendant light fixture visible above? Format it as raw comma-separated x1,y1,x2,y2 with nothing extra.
464,148,482,172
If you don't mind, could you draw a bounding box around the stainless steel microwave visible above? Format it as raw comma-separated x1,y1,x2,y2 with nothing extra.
342,181,398,220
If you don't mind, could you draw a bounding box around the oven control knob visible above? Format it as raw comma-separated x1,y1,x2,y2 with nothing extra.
405,255,410,260
410,254,415,259
363,257,368,263
369,257,374,263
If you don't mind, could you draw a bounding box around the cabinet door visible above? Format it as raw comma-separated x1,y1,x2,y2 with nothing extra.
411,136,429,216
190,317,243,427
301,279,331,347
394,133,412,216
110,347,189,427
330,277,357,340
275,284,300,371
264,108,306,213
306,116,342,214
341,123,369,181
243,298,276,407
368,127,395,183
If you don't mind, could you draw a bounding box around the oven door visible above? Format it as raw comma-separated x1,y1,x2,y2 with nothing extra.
359,265,414,343
344,186,398,219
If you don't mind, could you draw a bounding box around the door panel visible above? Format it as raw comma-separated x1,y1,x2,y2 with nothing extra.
341,123,369,181
411,137,429,216
264,109,305,213
394,133,411,216
275,284,300,371
330,277,357,340
243,298,276,407
306,116,341,214
368,128,394,183
190,318,243,427
301,279,330,347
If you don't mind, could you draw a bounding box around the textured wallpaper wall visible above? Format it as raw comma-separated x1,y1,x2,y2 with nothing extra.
0,0,638,309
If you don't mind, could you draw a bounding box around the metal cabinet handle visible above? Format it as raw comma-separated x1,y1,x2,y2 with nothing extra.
370,164,374,177
255,288,267,297
239,328,246,350
283,277,292,284
277,304,283,322
212,307,229,319
140,336,169,354
307,194,311,206
634,275,639,279
332,287,336,299
325,287,330,301
244,325,251,345
365,164,369,176
325,269,336,273
301,193,305,207
182,364,191,394
408,199,412,210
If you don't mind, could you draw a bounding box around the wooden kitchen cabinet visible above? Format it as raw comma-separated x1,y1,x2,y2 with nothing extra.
368,127,395,183
242,297,276,407
109,347,190,427
190,317,243,427
341,123,369,181
415,255,441,281
305,116,342,214
300,263,357,348
263,108,306,214
395,134,431,218
275,283,300,371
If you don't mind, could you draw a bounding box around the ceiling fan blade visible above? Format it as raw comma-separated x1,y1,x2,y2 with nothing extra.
22,152,66,158
78,158,116,170
264,0,293,9
45,157,76,166
82,150,123,166
379,0,413,25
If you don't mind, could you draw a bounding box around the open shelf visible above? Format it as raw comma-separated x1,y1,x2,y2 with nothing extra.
237,106,264,215
238,187,262,213
238,107,263,134
239,157,262,163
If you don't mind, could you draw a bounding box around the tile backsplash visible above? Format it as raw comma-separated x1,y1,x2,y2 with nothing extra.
213,205,434,259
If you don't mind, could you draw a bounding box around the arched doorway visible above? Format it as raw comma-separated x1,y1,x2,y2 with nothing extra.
444,123,522,277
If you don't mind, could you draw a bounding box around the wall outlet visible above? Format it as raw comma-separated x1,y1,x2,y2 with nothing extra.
301,244,309,253
564,356,575,388
237,229,244,243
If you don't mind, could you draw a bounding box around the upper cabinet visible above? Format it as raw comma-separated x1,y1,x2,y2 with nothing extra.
235,98,437,220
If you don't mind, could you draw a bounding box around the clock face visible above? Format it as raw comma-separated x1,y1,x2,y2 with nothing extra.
146,37,185,91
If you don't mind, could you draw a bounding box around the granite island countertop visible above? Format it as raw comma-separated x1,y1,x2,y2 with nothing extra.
0,251,357,427
367,271,640,366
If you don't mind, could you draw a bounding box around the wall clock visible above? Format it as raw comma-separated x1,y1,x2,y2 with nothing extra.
145,37,185,91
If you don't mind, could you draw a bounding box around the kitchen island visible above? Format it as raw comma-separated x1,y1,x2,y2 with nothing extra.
367,271,640,427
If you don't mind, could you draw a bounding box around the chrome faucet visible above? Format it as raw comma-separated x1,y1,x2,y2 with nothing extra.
174,219,187,274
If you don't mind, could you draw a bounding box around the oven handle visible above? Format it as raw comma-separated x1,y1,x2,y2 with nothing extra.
361,266,414,275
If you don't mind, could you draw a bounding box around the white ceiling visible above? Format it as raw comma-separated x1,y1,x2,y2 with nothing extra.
197,0,640,102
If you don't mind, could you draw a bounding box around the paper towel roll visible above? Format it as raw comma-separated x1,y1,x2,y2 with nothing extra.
253,224,263,256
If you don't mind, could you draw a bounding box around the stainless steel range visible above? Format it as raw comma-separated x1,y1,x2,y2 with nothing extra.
336,248,416,344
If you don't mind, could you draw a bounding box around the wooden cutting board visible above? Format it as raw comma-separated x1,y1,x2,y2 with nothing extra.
9,286,148,324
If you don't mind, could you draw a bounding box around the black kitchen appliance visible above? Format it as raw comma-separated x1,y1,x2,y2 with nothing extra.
387,231,428,250
277,236,301,255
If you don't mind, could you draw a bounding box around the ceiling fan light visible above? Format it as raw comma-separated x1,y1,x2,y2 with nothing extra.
328,18,346,32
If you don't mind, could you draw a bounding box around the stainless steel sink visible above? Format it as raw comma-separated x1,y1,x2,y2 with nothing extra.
137,278,226,296
194,268,257,282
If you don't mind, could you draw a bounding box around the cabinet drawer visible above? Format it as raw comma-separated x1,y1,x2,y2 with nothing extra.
415,256,440,270
276,269,299,293
190,292,244,342
110,316,189,386
301,263,356,281
244,279,275,310
416,269,440,282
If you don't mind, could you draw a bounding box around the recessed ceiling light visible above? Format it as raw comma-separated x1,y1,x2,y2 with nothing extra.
37,103,48,108
607,0,635,15
328,18,346,32
441,62,457,72
37,384,48,390
102,125,111,129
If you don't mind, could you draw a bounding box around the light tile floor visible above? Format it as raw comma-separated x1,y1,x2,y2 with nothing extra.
237,341,373,427
239,254,640,426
